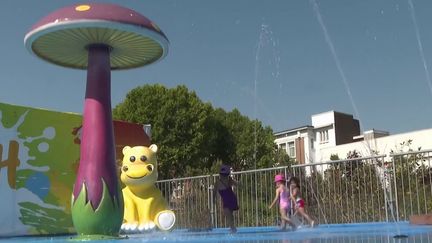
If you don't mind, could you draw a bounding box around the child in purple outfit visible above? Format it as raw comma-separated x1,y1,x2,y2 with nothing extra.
213,164,239,233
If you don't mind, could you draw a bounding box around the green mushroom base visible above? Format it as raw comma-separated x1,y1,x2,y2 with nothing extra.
71,180,124,239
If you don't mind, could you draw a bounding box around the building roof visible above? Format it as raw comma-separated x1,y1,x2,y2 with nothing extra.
311,110,355,118
274,125,314,136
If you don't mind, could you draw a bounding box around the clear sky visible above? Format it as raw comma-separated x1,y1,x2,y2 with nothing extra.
2,0,432,134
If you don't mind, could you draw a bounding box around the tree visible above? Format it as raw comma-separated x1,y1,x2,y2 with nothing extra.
113,84,278,178
113,84,215,178
390,139,432,219
273,148,293,167
211,108,276,171
330,154,340,161
344,150,362,179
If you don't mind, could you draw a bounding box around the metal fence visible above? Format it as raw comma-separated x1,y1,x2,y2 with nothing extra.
291,155,388,225
390,149,432,221
156,149,432,230
157,166,290,230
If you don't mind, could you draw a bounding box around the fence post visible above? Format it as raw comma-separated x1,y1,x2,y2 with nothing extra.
390,156,400,222
253,171,258,226
208,175,215,228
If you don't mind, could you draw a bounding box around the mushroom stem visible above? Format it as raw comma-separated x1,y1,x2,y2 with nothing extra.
75,44,117,204
72,44,123,236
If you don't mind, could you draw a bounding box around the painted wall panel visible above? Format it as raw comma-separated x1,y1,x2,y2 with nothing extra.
0,102,150,236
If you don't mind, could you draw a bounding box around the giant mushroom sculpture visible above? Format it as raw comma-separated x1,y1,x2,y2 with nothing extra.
24,3,168,238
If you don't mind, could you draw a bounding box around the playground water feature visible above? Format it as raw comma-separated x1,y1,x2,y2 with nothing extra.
3,1,432,242
0,222,431,242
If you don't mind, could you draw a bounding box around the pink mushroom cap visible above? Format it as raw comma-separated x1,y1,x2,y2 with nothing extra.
24,3,169,70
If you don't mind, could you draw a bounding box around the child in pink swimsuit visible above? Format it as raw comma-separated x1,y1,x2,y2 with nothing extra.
214,165,239,233
269,174,296,230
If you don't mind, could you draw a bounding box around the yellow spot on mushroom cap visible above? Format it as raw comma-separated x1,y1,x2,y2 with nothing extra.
75,5,91,11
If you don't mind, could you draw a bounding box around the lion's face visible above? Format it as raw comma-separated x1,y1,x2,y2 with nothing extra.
120,145,158,186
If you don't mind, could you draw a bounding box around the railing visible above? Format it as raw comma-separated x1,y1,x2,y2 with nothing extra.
157,167,291,230
390,149,432,221
156,150,432,230
291,155,388,224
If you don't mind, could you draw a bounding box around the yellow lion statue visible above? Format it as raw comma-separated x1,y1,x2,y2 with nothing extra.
120,145,175,232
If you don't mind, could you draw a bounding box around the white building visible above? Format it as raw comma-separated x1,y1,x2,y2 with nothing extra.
275,111,432,163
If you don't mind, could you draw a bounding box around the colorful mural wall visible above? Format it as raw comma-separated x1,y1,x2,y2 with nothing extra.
0,102,150,237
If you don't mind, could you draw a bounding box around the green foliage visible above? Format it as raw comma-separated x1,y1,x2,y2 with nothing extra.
343,150,362,179
390,139,432,220
212,108,276,171
273,148,293,167
301,149,389,224
327,150,362,180
113,84,277,179
113,84,214,178
299,140,432,224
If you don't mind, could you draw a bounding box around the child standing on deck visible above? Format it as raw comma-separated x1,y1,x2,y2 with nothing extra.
213,164,239,233
289,176,316,227
269,174,297,230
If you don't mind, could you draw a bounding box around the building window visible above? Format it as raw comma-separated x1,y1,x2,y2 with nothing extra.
288,142,295,158
280,143,286,152
320,130,329,144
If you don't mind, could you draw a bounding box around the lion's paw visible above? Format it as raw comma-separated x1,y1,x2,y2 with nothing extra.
121,222,138,233
121,222,157,233
138,222,156,232
155,210,176,231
